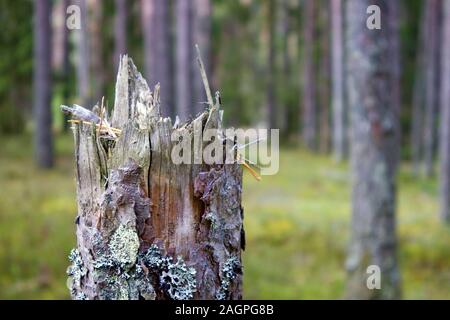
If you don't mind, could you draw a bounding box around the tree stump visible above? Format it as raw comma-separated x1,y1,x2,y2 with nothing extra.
65,55,244,300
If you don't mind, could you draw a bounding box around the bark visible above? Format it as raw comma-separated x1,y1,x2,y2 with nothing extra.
302,0,317,150
331,0,346,161
141,0,174,118
65,56,244,300
75,0,91,108
345,0,401,299
114,0,127,70
33,0,53,168
266,0,277,129
439,0,450,224
278,0,291,135
192,0,212,115
88,0,105,103
389,0,401,167
318,0,330,153
411,3,426,175
175,0,194,121
423,0,441,177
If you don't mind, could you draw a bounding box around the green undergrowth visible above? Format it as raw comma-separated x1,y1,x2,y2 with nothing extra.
0,134,448,299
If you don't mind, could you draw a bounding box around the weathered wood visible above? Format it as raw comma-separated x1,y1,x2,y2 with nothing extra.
66,55,244,300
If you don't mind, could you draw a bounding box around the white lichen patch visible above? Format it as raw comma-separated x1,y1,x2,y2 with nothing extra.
66,248,88,300
216,256,240,300
108,225,140,268
141,244,197,300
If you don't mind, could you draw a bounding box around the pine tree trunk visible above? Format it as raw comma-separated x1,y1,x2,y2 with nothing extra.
318,0,331,154
267,0,277,129
302,0,317,150
33,0,53,168
192,0,212,115
141,0,174,118
114,0,127,70
439,0,450,224
89,0,105,103
411,3,426,176
423,0,441,177
331,0,346,161
176,0,194,121
75,0,91,108
345,0,401,299
65,56,244,300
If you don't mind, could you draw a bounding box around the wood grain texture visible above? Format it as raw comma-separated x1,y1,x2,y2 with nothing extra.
66,55,244,300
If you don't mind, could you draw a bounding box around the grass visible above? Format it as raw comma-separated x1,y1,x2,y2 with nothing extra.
0,134,449,299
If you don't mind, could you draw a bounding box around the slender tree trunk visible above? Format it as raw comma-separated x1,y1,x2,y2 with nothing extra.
439,0,450,224
33,0,53,168
346,0,401,299
411,3,426,175
176,0,193,121
192,0,212,115
423,0,441,177
89,0,105,103
278,0,291,136
390,0,401,166
141,0,174,118
318,0,330,153
114,0,127,70
331,0,346,161
65,56,244,300
302,0,316,150
75,0,90,108
266,0,276,129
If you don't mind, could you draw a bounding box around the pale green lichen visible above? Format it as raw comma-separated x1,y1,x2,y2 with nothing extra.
216,256,240,300
108,224,140,269
67,233,194,300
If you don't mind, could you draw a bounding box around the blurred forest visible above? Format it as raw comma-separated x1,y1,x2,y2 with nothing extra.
0,0,449,299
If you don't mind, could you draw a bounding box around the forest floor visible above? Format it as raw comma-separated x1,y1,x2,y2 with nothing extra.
0,134,449,299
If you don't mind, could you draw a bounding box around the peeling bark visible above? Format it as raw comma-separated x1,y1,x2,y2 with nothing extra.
66,56,244,300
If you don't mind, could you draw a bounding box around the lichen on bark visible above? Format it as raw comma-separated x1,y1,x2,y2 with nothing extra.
65,55,244,300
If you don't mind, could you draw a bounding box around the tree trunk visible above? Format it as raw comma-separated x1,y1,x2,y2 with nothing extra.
331,0,346,161
176,0,193,121
141,0,174,118
278,0,291,136
423,0,441,177
192,0,212,115
345,0,401,299
318,0,330,153
266,0,276,129
88,0,105,103
33,0,53,168
302,0,317,150
65,56,244,300
439,0,450,224
75,0,91,108
411,3,426,176
114,0,127,70
390,0,401,167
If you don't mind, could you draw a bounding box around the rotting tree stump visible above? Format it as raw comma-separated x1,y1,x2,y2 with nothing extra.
65,55,244,300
